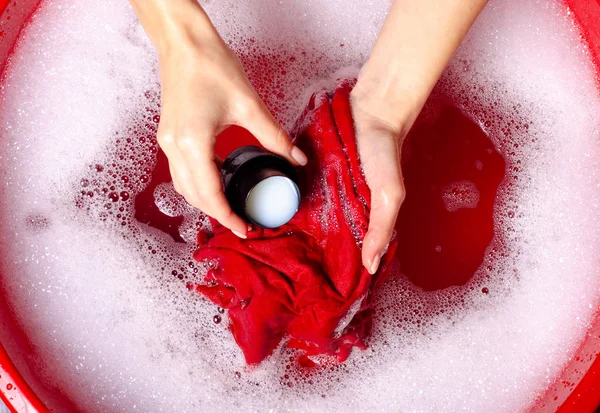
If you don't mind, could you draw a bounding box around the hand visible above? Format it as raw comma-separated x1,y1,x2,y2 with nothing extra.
350,0,487,273
131,0,307,238
350,84,409,275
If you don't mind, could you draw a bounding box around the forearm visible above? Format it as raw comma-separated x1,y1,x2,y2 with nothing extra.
354,0,487,132
128,0,220,56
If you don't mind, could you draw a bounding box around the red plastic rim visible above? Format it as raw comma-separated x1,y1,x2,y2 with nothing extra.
0,344,47,413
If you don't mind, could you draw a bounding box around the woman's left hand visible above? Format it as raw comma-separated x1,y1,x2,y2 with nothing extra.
351,0,488,274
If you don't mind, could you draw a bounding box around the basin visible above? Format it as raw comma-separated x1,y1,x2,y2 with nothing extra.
0,0,599,412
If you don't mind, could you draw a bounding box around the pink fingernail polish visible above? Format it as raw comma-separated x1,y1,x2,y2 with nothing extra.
369,254,381,275
232,230,247,239
291,146,308,166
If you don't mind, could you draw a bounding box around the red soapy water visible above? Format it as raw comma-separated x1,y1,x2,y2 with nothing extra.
133,149,185,243
397,107,506,291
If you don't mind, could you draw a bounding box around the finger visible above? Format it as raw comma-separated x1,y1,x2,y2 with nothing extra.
168,163,183,194
202,184,250,238
193,163,248,237
157,130,197,203
355,126,404,275
177,135,249,237
362,181,405,274
352,110,405,274
239,99,307,166
170,155,203,209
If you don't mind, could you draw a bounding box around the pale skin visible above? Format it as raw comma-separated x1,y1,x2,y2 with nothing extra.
129,0,487,275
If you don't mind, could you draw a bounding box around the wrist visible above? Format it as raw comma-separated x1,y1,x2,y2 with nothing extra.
352,59,424,136
130,0,220,59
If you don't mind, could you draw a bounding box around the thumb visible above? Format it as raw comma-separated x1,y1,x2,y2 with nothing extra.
353,117,405,275
362,179,405,274
242,101,307,166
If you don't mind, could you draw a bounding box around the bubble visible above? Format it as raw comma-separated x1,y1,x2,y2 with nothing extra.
24,214,50,232
441,180,480,212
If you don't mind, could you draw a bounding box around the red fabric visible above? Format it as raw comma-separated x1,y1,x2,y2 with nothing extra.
194,83,397,364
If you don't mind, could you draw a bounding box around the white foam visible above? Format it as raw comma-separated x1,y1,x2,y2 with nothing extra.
0,0,599,412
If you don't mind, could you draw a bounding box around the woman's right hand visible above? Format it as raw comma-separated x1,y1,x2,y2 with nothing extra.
130,0,307,238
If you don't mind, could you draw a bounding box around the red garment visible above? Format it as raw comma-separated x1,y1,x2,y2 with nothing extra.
194,83,397,364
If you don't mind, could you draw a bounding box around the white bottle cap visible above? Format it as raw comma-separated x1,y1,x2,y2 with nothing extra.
245,176,300,228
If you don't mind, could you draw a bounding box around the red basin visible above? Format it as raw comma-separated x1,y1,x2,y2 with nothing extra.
0,0,599,412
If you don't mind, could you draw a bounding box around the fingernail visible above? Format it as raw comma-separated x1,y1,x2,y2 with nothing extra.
291,146,308,166
369,253,381,275
232,230,247,239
